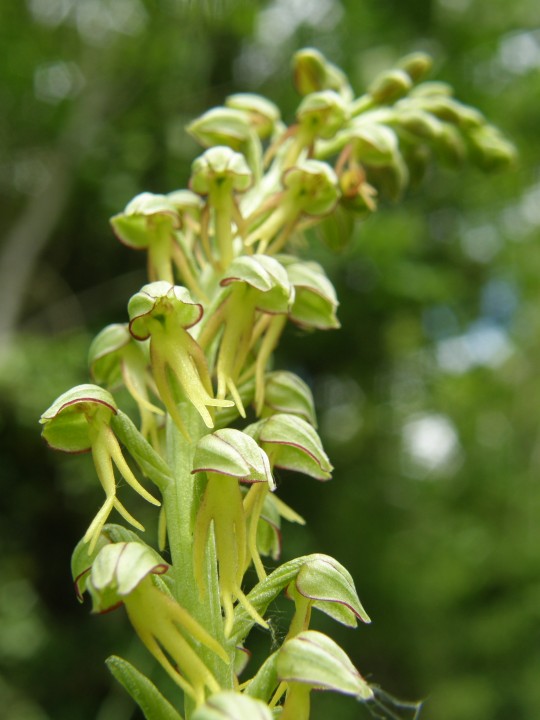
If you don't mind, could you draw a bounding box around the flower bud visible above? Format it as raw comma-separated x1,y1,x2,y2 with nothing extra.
226,93,281,139
368,68,412,104
292,48,353,102
397,51,433,83
346,121,399,166
467,124,517,171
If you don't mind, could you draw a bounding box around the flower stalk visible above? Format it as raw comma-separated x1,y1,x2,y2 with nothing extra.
40,48,513,719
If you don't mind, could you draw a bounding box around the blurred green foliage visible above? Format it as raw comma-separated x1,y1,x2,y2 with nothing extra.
1,1,539,719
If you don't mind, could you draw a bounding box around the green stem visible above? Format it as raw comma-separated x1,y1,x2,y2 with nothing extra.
210,186,234,270
149,223,174,283
163,407,233,716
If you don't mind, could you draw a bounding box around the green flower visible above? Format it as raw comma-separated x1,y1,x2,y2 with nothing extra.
190,146,253,271
78,541,229,706
198,254,292,418
111,192,181,284
245,160,340,255
276,630,373,719
192,429,274,636
40,385,160,552
89,323,164,446
128,282,233,435
243,414,332,581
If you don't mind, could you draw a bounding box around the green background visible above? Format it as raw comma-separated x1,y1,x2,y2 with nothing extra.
1,1,539,718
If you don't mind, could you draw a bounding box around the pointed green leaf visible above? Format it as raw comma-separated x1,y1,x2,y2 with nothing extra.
244,651,279,703
106,655,183,720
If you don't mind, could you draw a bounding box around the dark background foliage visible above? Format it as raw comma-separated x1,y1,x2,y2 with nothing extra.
1,1,539,718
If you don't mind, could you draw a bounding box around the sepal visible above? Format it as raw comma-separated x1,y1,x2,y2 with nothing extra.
191,691,273,720
278,256,339,330
220,254,293,314
276,630,372,699
281,160,339,217
262,371,317,426
84,541,168,613
111,193,180,249
292,555,370,627
245,414,332,480
40,384,117,453
190,146,253,196
226,93,281,139
193,428,274,487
